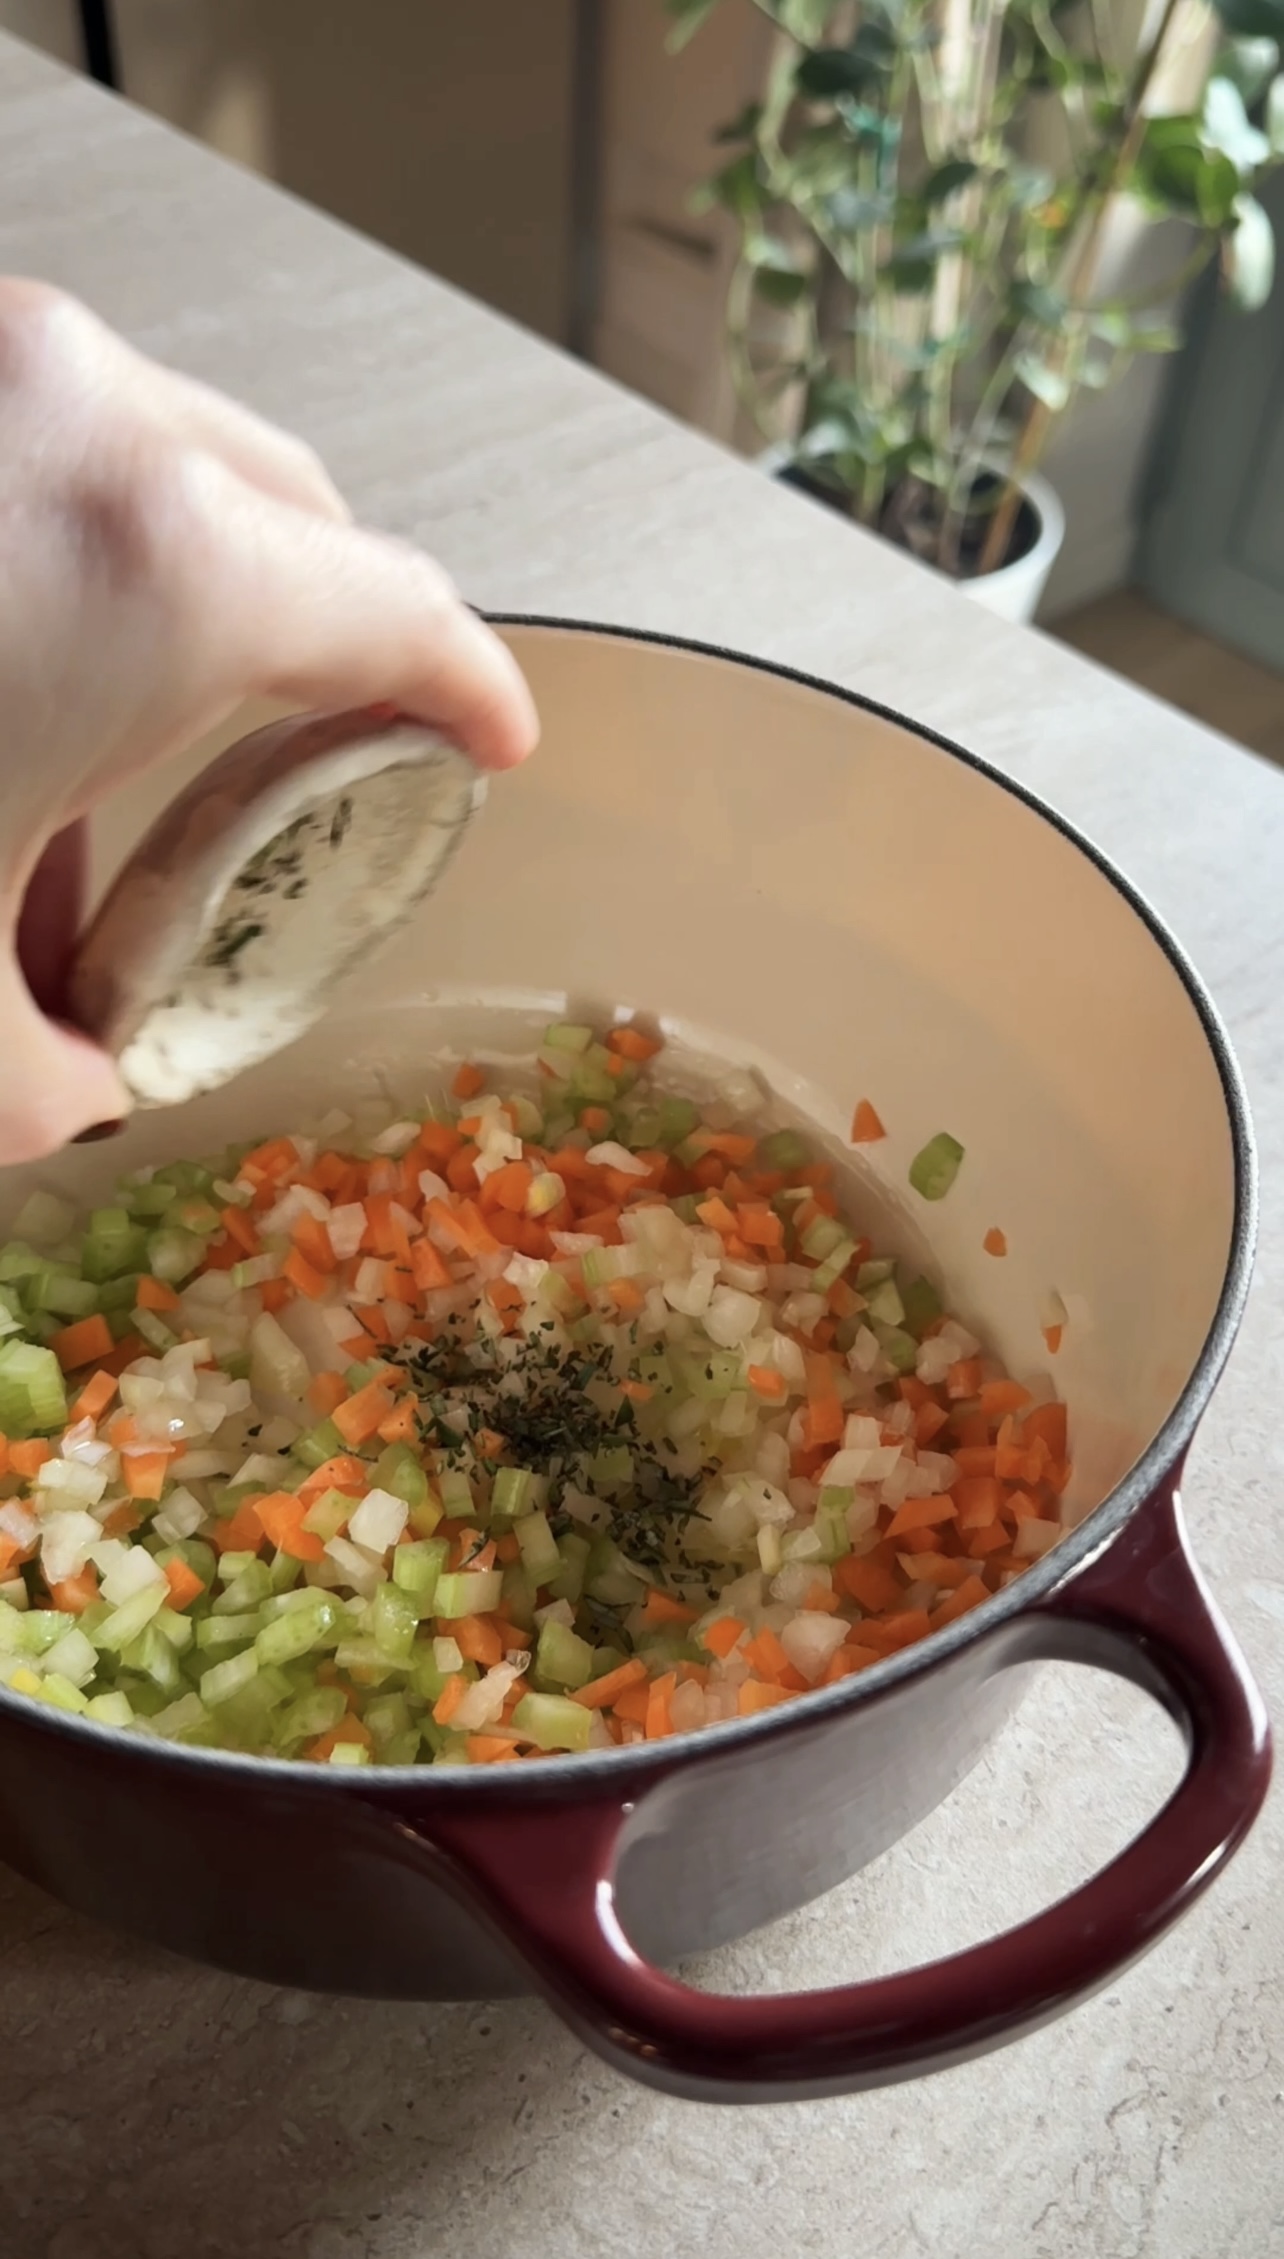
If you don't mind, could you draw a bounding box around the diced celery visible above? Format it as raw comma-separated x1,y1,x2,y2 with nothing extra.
82,1209,148,1283
500,1559,537,1631
908,1132,965,1202
856,1258,896,1292
93,1584,167,1651
255,1596,337,1667
0,1339,67,1435
333,1638,399,1681
151,1692,210,1741
548,1531,591,1604
511,1691,592,1753
392,1538,447,1612
684,1353,742,1403
268,1550,302,1595
815,1487,853,1562
534,1617,594,1689
865,1277,905,1328
433,1569,503,1618
96,1273,143,1313
44,1626,98,1686
371,1443,428,1513
513,1510,561,1586
872,1320,919,1375
657,1097,700,1150
195,1609,262,1651
588,1445,633,1487
39,1673,89,1714
542,1022,594,1053
120,1623,184,1694
200,1649,260,1707
133,1309,178,1352
757,1128,810,1171
85,1690,135,1727
800,1213,847,1262
300,1488,352,1544
125,1181,178,1219
216,1545,259,1580
29,1267,98,1319
373,1581,418,1660
153,1606,195,1652
438,1471,474,1520
490,1466,534,1520
584,1539,648,1608
276,1685,346,1745
0,1242,43,1284
15,1609,65,1655
900,1274,943,1337
212,1559,273,1614
293,1417,346,1470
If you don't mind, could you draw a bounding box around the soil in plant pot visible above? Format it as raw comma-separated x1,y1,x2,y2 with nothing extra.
777,463,1039,582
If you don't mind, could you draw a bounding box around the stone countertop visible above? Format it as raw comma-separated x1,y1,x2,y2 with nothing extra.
0,32,1280,2259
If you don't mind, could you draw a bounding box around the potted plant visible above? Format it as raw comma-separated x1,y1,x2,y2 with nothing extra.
666,0,1284,619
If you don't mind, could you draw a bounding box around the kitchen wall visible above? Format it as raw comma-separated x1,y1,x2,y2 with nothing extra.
2,0,576,344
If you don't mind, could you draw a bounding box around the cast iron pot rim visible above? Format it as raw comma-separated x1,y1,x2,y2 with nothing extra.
3,616,1257,1794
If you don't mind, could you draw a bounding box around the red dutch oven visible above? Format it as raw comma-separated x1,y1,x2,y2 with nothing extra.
0,623,1269,2102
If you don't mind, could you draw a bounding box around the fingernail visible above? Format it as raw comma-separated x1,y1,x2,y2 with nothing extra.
73,1119,125,1145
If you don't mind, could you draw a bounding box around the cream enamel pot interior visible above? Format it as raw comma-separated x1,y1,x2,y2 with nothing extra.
0,621,1268,2103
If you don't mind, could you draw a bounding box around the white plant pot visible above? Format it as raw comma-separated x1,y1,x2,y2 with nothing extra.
760,448,1066,627
955,470,1065,624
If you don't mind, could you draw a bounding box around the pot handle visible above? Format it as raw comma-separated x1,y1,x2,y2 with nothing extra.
402,1477,1270,2101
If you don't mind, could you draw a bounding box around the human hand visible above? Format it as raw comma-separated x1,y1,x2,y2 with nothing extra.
0,279,538,1163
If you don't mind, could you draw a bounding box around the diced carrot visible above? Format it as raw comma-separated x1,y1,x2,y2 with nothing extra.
742,1627,792,1682
640,1590,697,1628
861,1608,933,1655
825,1645,880,1682
453,1614,505,1668
953,1445,998,1478
1024,1402,1068,1459
466,1735,521,1764
946,1357,983,1400
619,1377,653,1405
979,1379,1032,1419
983,1227,1008,1258
0,1533,25,1578
849,1099,887,1143
452,1062,485,1101
700,1615,746,1659
283,1248,329,1301
644,1672,677,1739
134,1275,181,1313
607,1025,663,1062
737,1680,793,1714
932,1573,990,1626
952,1411,991,1448
898,1551,974,1589
485,1277,525,1322
214,1497,265,1555
834,1554,901,1613
242,1136,298,1182
292,1213,337,1274
803,1399,844,1449
695,1194,738,1236
884,1493,958,1538
606,1277,645,1315
308,1371,349,1417
411,1236,452,1292
50,1313,114,1374
255,1491,326,1562
260,1279,293,1314
418,1120,463,1167
163,1557,204,1610
703,1132,757,1165
445,1147,480,1195
1043,1324,1064,1355
914,1399,950,1447
896,1524,945,1555
308,1714,375,1761
49,1565,100,1614
612,1682,652,1725
578,1106,611,1136
219,1204,262,1256
377,1396,420,1445
955,1475,1003,1528
297,1454,370,1504
122,1449,172,1502
69,1369,118,1424
747,1364,787,1402
332,1379,397,1446
432,1674,469,1725
966,1521,1009,1557
737,1201,784,1250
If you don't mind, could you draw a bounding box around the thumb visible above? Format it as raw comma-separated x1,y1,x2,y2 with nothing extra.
0,958,128,1162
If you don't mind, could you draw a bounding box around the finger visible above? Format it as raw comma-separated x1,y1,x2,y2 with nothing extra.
137,363,351,523
0,953,128,1163
188,464,539,769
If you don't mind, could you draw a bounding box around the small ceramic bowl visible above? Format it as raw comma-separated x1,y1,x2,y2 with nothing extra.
0,622,1268,2102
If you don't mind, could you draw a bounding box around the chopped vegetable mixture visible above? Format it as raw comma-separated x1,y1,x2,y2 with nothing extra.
0,1026,1069,1764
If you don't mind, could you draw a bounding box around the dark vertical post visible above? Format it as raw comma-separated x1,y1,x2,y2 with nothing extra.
79,0,121,91
567,0,603,360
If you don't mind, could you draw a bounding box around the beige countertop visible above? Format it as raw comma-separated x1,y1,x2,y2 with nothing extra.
0,31,1281,2259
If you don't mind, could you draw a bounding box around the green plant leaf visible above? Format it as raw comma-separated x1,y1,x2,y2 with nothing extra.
795,44,875,97
1214,36,1280,100
1268,73,1284,148
1222,192,1276,305
664,0,722,51
1005,162,1056,207
1210,0,1284,38
1134,117,1242,225
714,101,763,146
754,267,812,306
1013,353,1072,410
1012,278,1068,327
1203,76,1272,168
827,186,896,230
691,149,764,222
922,158,979,204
